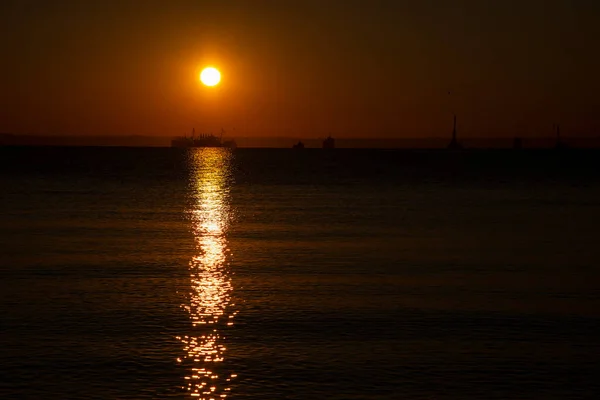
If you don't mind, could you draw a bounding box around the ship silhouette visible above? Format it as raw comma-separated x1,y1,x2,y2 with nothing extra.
322,135,335,149
171,128,236,148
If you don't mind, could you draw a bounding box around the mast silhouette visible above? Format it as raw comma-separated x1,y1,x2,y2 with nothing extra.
555,123,568,149
447,114,462,149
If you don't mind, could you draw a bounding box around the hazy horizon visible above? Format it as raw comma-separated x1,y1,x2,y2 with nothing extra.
3,132,600,148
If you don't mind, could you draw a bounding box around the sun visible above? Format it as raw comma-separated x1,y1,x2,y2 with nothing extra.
200,67,221,87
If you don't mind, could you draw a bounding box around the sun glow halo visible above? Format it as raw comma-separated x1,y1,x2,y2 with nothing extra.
200,67,221,87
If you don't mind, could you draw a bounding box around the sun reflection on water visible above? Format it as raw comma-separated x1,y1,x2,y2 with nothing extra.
177,149,237,399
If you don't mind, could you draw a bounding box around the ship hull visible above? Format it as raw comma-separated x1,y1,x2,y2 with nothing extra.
171,141,227,148
171,139,236,148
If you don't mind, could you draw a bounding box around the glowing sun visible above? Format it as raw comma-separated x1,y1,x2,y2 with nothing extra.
200,67,221,86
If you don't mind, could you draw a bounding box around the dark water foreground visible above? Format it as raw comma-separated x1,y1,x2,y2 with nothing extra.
1,147,599,399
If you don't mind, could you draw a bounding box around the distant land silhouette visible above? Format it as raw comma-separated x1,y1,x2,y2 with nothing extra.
2,133,600,149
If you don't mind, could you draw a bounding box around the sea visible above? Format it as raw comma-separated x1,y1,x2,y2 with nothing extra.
1,147,599,399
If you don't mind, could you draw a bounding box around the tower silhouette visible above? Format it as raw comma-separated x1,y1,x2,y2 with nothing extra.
555,124,568,149
447,114,462,150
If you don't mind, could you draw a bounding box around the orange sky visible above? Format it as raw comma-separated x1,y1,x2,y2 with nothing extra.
1,1,599,138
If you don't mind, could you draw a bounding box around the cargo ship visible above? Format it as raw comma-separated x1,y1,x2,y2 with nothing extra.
171,128,236,148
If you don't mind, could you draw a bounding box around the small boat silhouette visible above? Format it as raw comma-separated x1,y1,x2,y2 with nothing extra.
322,135,335,149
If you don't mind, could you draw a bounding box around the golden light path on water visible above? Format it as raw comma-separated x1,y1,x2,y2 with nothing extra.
177,149,237,399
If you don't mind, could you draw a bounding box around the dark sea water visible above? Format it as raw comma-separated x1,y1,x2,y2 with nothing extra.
1,147,599,399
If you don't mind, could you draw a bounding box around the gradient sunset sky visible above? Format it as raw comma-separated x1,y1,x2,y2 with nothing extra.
1,0,598,138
